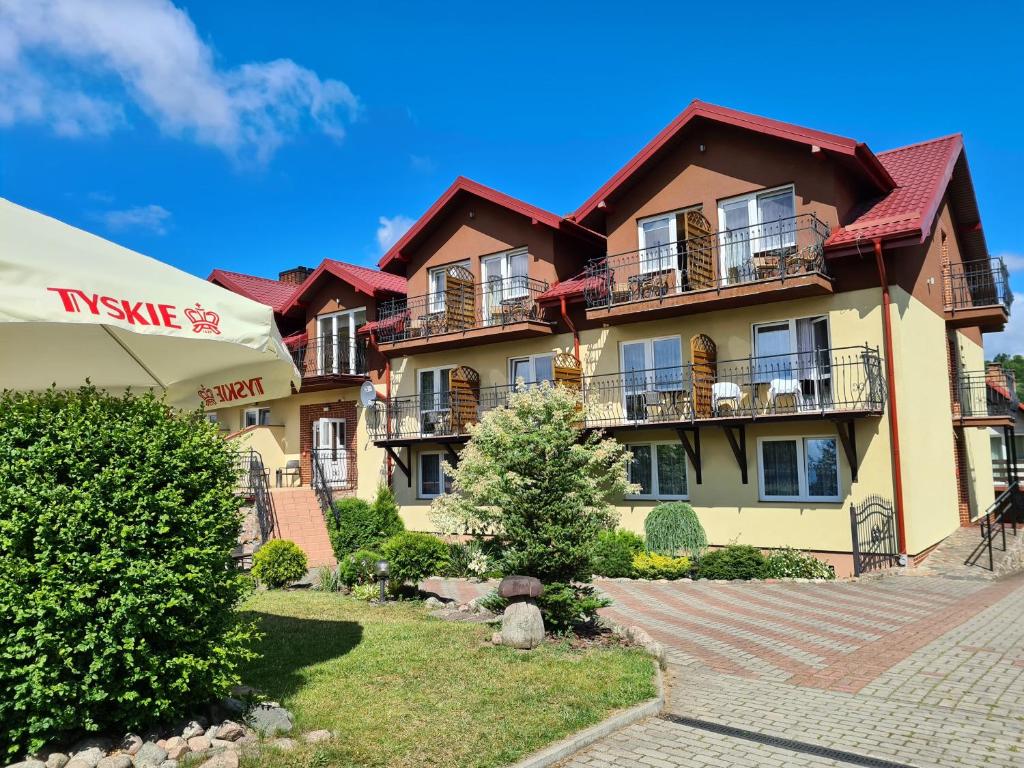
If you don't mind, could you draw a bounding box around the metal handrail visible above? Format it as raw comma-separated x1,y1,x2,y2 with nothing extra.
310,448,336,522
964,485,1021,571
291,335,368,378
945,258,1013,312
954,369,1018,418
583,213,830,309
237,449,275,543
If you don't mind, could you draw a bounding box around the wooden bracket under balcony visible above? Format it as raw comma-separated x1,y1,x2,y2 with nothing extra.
834,419,858,482
722,424,748,484
384,446,411,487
675,427,702,484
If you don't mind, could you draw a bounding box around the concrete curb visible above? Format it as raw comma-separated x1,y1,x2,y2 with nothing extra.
506,662,665,768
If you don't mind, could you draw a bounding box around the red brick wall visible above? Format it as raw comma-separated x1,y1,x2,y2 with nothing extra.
299,400,358,487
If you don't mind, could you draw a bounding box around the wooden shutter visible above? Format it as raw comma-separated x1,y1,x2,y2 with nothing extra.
445,265,475,331
682,210,715,289
449,365,481,433
690,334,717,418
553,352,583,392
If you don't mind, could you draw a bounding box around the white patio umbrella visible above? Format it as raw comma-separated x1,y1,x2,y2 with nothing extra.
0,199,299,411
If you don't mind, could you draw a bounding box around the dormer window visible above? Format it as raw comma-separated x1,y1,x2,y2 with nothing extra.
718,186,796,284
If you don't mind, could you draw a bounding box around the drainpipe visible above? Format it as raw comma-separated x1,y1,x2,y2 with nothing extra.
873,238,908,556
560,296,580,360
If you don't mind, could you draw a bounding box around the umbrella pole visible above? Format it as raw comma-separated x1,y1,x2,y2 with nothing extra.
102,325,167,389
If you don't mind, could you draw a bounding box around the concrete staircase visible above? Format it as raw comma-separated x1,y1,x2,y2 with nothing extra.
268,487,337,568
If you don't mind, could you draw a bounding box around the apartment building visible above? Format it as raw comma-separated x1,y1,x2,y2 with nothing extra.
209,101,1015,576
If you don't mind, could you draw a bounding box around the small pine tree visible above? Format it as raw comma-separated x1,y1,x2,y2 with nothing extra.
644,502,707,560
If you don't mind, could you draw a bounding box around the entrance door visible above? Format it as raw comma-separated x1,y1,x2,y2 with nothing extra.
312,418,347,487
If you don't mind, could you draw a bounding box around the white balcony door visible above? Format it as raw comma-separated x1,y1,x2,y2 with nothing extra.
637,214,678,278
752,315,831,408
621,337,683,421
419,367,452,434
718,187,796,284
312,417,347,486
482,249,528,324
316,308,365,375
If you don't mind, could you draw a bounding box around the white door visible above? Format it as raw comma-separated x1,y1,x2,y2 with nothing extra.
719,199,752,284
312,418,347,486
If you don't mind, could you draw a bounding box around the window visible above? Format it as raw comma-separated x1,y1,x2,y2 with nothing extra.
718,186,797,283
427,261,470,313
751,316,831,406
626,442,688,499
620,336,684,420
419,452,453,498
757,436,841,502
509,353,554,387
243,407,271,428
637,213,675,274
418,366,453,434
316,307,367,375
482,248,529,322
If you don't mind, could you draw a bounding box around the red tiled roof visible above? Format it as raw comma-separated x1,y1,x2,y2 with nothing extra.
208,269,298,313
378,176,604,272
358,313,408,335
281,330,307,350
536,274,605,303
826,134,964,249
281,259,406,314
573,100,895,228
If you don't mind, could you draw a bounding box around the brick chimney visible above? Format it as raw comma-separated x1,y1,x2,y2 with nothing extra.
279,266,313,285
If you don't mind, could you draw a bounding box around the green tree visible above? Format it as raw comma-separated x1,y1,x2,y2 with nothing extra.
431,383,635,631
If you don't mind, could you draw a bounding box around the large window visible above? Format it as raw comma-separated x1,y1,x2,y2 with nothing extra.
419,452,453,498
243,407,271,428
751,315,831,406
316,307,366,375
637,212,677,274
626,442,688,499
418,366,453,434
757,436,841,502
621,336,684,420
509,353,554,387
482,248,529,323
718,186,797,283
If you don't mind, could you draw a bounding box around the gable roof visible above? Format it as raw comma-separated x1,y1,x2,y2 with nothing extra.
207,269,298,313
826,134,977,253
573,100,895,229
378,176,604,272
280,258,407,314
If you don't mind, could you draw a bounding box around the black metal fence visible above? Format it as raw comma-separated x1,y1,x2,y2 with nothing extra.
310,447,358,519
583,213,830,309
945,258,1012,312
955,369,1018,419
964,485,1022,571
849,495,900,575
236,449,274,543
291,335,367,379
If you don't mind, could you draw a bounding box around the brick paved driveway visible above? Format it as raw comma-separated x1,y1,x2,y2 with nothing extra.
564,574,1024,768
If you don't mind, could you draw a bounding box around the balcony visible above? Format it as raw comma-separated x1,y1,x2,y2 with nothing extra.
375,269,553,354
583,213,831,322
943,258,1012,332
953,368,1018,427
291,335,368,391
366,345,884,447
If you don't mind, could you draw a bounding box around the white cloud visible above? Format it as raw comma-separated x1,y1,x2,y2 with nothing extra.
376,214,415,252
0,0,358,163
101,203,172,235
985,292,1024,359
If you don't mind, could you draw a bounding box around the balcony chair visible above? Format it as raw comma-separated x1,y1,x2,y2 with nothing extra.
765,378,804,413
276,459,301,488
712,382,748,416
644,388,692,421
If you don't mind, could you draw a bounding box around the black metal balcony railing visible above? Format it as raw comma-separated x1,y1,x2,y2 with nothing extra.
945,258,1013,312
366,345,884,441
291,335,368,379
584,214,830,309
376,274,550,343
954,369,1018,419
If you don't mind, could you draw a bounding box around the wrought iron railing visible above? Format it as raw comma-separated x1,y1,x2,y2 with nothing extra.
291,335,368,379
965,485,1021,571
945,258,1012,313
366,345,884,441
992,459,1024,487
236,449,274,543
954,369,1018,419
376,275,550,343
583,213,830,309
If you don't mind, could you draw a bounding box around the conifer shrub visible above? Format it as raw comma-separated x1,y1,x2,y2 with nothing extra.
326,484,405,558
644,502,707,559
592,529,645,578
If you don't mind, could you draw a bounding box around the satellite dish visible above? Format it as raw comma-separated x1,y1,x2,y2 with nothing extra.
359,380,378,407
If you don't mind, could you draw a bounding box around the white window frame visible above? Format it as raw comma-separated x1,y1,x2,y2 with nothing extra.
418,366,454,435
619,335,685,420
243,407,271,428
509,353,554,387
756,435,842,503
481,247,529,324
717,185,797,282
636,211,680,277
750,314,831,399
316,307,367,375
427,261,470,314
625,441,689,500
418,451,453,499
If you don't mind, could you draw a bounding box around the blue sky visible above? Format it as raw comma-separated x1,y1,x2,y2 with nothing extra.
2,0,1023,351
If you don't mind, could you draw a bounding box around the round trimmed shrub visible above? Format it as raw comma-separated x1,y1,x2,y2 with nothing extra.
592,529,645,577
380,531,450,585
0,387,256,758
337,548,384,587
252,539,308,588
644,502,707,559
697,544,766,580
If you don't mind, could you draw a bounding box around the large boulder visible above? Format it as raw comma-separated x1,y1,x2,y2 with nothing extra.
247,704,293,737
500,599,545,649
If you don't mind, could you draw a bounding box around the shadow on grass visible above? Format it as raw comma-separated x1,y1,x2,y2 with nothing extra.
238,611,363,703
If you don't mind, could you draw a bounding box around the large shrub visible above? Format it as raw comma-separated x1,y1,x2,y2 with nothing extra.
380,532,450,586
251,540,308,588
592,529,645,578
0,387,256,758
644,502,707,559
431,383,634,631
326,485,405,558
763,548,835,580
337,548,384,587
632,552,691,580
697,545,766,580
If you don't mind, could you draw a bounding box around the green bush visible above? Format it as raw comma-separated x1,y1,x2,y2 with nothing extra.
314,566,343,593
444,541,472,577
592,529,645,577
537,583,609,634
350,582,379,601
644,502,707,559
337,548,384,587
697,545,766,580
252,540,308,588
326,485,405,559
632,552,691,580
763,548,835,580
380,532,450,585
0,387,257,758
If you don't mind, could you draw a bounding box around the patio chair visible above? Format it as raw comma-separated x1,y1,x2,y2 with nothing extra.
766,378,804,413
712,382,747,416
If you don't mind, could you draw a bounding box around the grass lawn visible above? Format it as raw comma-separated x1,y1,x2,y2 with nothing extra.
237,590,656,768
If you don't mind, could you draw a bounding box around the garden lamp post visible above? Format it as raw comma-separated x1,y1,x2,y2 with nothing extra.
375,560,390,603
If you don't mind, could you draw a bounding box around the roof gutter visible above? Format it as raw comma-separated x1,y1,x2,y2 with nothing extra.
873,238,908,556
560,295,580,360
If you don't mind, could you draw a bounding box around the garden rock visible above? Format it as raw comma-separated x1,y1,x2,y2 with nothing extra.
118,734,143,756
497,575,545,649
302,730,332,744
165,741,190,761
134,742,168,768
95,757,131,768
67,748,103,768
186,736,211,753
181,722,205,740
159,762,178,768
198,752,238,768
6,761,46,768
424,596,444,609
45,754,69,768
214,722,244,742
71,739,112,758
247,704,293,736
270,739,296,752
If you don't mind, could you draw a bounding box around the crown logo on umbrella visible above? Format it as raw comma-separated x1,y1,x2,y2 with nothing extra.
197,386,217,407
185,303,221,335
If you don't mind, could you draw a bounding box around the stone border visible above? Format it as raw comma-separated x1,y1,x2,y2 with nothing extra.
506,656,664,768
